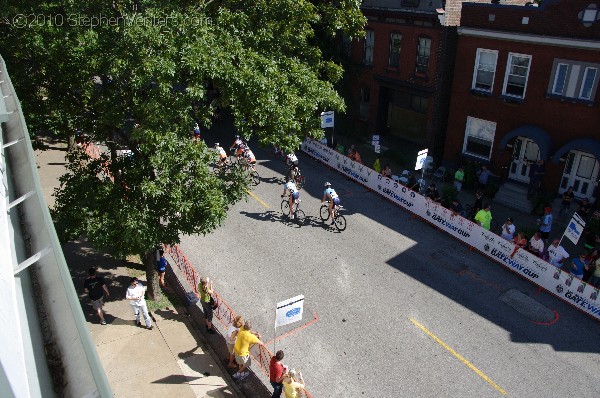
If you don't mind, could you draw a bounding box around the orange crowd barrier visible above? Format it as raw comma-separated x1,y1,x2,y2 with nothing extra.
163,244,314,398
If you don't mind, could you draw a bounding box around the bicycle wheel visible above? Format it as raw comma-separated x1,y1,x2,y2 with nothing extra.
295,209,306,226
281,200,290,216
334,214,347,232
320,204,330,221
250,170,260,186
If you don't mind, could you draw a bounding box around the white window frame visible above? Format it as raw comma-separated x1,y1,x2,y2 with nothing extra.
551,63,569,95
502,53,532,99
415,36,431,74
462,116,497,161
579,67,598,100
364,30,374,65
471,49,498,93
389,33,402,67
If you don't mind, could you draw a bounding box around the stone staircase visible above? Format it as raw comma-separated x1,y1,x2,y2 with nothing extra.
493,182,533,214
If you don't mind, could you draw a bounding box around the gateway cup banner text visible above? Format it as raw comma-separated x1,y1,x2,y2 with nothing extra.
300,138,600,320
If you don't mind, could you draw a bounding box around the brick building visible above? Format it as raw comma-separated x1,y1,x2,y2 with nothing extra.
346,0,528,159
443,0,600,204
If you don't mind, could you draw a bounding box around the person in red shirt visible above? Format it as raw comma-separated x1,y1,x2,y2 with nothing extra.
269,350,286,398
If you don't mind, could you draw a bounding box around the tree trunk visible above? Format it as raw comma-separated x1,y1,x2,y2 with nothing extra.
67,133,75,152
141,250,162,301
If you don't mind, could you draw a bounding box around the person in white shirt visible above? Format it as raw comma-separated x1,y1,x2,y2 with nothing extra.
547,239,569,267
500,218,516,241
126,277,152,330
226,315,244,368
528,232,545,257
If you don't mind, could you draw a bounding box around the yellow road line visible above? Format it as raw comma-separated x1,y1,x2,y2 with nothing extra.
246,189,270,209
409,317,507,396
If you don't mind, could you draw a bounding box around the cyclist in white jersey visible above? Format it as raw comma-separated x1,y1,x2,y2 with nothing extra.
281,179,300,219
214,143,227,168
286,152,298,167
322,182,340,224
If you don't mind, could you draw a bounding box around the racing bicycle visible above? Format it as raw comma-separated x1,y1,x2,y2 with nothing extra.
281,195,306,226
319,201,347,232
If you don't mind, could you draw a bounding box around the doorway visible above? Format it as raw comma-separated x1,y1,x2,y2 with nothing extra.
508,137,540,183
559,151,599,201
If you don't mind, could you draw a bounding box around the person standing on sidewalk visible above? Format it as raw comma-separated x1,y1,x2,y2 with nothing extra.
283,370,305,398
233,321,262,381
198,277,216,334
538,207,553,246
269,350,286,398
83,267,110,325
126,277,152,330
227,315,244,368
454,166,464,192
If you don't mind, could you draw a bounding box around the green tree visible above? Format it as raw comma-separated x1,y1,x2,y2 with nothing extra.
1,1,364,299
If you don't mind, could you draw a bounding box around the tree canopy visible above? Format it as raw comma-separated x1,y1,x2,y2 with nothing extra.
0,0,364,296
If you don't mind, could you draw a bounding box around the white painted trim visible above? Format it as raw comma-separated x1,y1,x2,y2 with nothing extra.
502,52,532,99
458,27,600,50
472,48,498,92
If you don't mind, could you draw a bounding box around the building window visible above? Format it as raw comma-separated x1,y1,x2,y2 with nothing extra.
579,67,598,100
360,87,370,120
472,49,498,92
364,30,374,65
548,60,600,101
389,33,402,67
551,63,569,95
462,116,496,160
416,36,431,75
502,53,531,99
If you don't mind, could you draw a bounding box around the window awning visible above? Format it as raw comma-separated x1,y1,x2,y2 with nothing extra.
498,125,552,160
552,138,600,163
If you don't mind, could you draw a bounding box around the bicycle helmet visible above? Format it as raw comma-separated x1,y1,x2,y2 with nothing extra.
214,143,219,147
235,135,240,139
324,182,331,187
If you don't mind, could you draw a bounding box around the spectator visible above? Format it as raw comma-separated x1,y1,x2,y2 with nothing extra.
454,166,464,192
83,267,110,325
584,249,598,281
577,198,592,220
347,144,355,157
373,157,381,173
471,190,484,219
335,143,345,154
193,122,201,141
500,218,516,241
233,321,262,381
584,233,600,253
382,164,392,178
559,187,575,217
349,147,362,164
527,159,545,198
511,232,528,258
475,203,492,230
227,315,244,368
407,173,420,192
125,277,152,330
425,183,441,202
476,165,496,190
449,199,464,217
588,259,600,288
283,370,305,398
528,232,545,257
198,277,216,334
269,350,286,398
156,249,168,288
571,252,589,280
547,239,569,268
538,207,553,246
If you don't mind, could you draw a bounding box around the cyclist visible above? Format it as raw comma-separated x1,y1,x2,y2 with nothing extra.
281,179,300,219
243,147,257,170
214,143,227,168
286,152,298,167
288,164,301,183
230,135,246,159
322,182,340,224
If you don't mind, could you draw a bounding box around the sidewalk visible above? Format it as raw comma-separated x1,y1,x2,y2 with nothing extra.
35,139,242,398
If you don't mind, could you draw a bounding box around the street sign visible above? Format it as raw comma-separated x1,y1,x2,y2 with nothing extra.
321,111,334,128
564,213,586,244
371,135,380,146
415,148,428,171
275,295,305,328
374,144,381,154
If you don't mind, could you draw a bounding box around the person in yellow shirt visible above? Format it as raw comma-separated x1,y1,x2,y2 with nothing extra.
475,203,492,230
283,370,305,398
233,321,262,381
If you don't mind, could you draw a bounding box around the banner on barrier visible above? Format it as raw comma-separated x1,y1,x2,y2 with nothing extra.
301,138,600,320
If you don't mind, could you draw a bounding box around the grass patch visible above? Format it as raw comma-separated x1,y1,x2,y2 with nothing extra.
147,287,181,312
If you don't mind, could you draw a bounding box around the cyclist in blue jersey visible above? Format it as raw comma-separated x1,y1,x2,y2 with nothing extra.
281,179,300,219
322,182,340,224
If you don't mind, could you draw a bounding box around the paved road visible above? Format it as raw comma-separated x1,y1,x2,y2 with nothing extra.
179,143,600,398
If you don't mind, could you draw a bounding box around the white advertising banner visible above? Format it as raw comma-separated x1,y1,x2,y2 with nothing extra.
275,295,305,328
301,138,600,320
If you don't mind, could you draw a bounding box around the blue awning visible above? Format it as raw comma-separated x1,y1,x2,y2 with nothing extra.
552,138,600,163
498,125,552,160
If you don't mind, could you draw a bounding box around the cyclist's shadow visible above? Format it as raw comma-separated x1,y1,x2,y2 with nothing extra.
239,211,340,231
